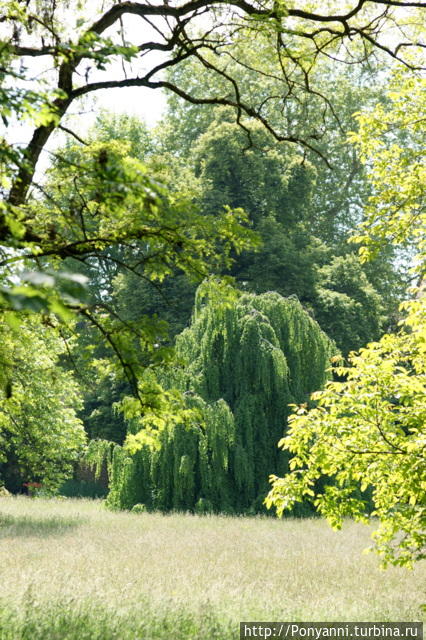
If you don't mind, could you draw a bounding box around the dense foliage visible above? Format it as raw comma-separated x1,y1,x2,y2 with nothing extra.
0,0,425,576
0,318,85,491
113,110,391,356
267,75,426,567
91,284,335,513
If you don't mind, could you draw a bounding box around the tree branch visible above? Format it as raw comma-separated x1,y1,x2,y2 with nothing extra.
4,0,425,218
58,125,88,146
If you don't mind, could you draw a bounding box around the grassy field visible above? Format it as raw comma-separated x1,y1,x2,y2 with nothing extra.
0,497,424,639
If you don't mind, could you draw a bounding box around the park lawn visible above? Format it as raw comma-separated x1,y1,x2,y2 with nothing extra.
0,497,424,640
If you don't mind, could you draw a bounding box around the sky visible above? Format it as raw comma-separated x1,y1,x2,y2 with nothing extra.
5,10,171,179
90,86,167,128
65,12,170,135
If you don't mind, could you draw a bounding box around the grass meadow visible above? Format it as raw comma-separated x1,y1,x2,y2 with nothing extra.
0,497,424,639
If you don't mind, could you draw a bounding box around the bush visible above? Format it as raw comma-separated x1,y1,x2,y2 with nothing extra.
131,503,146,514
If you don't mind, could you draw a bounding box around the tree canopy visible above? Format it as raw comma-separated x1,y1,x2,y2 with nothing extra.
266,74,426,568
93,282,335,513
2,0,424,347
3,0,426,213
0,0,425,564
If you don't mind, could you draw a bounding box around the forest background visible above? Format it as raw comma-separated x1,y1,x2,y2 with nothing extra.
0,0,425,572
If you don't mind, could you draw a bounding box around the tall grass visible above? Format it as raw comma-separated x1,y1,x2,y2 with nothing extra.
0,497,424,639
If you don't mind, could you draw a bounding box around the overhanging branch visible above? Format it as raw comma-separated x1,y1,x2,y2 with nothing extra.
3,0,425,215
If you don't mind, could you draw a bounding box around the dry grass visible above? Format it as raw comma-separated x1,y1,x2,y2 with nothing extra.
0,497,424,639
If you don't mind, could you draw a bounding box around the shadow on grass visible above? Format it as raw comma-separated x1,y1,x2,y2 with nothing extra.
0,513,84,538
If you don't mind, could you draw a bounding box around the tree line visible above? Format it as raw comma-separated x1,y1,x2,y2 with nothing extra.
0,0,424,568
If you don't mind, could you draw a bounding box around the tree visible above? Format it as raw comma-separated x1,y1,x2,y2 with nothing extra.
266,306,426,566
159,26,419,250
3,0,426,228
314,254,384,353
193,116,323,294
74,96,386,452
0,317,86,491
266,73,426,568
95,281,336,513
0,118,255,489
1,1,425,491
349,73,426,266
156,57,406,349
2,133,256,383
176,113,388,352
1,1,423,353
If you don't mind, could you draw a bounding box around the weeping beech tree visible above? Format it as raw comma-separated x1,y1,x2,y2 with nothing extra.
97,284,336,513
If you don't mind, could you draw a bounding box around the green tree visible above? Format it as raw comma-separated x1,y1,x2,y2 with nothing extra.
266,73,426,568
3,0,425,239
161,48,410,309
314,254,384,353
0,318,86,491
1,0,421,356
190,115,387,352
266,306,426,566
1,1,424,490
4,135,256,386
193,117,323,296
99,281,336,513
